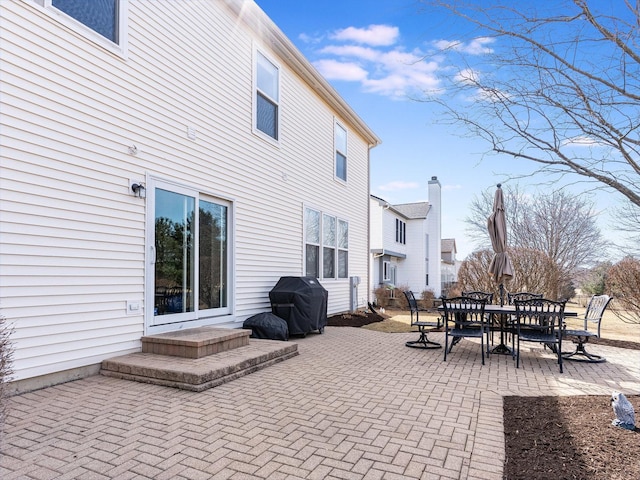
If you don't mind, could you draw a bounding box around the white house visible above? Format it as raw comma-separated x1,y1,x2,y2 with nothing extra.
370,176,442,299
0,0,380,390
441,238,460,294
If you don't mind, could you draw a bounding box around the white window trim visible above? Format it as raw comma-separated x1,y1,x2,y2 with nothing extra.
32,0,128,56
252,46,281,146
334,119,348,183
145,175,236,335
304,205,349,281
383,261,391,282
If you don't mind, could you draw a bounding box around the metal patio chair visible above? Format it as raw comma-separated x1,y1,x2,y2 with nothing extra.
504,292,544,342
462,291,494,303
513,298,566,373
463,290,499,347
403,290,442,349
562,295,613,363
443,296,489,365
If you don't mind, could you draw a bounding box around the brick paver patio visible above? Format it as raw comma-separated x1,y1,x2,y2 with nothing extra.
1,327,639,479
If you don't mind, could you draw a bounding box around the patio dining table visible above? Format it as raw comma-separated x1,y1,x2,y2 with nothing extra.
438,303,578,355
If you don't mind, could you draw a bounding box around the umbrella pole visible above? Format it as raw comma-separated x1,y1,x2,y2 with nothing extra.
491,282,513,355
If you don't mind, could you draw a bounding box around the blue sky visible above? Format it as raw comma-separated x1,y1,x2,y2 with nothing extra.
254,0,628,260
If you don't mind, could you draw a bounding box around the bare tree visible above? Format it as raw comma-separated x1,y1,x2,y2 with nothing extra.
508,247,564,299
421,1,640,212
606,257,640,324
457,247,563,300
612,200,640,256
466,184,605,297
457,249,496,295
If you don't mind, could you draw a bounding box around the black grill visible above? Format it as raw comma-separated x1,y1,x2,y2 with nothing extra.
269,276,328,336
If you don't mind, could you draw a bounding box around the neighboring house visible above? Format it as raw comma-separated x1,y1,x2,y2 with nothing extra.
0,0,380,389
370,177,442,299
441,238,460,293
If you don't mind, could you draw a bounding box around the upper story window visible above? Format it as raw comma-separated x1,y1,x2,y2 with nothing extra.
395,218,406,244
255,50,280,141
305,207,348,280
35,0,127,51
335,121,347,181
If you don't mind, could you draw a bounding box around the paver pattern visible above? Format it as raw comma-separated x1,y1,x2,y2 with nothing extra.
1,327,639,479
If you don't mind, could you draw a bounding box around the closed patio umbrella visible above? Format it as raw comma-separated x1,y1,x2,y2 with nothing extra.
487,184,514,306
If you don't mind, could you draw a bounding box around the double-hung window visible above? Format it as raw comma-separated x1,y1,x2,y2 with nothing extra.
395,218,406,244
35,0,127,50
335,122,347,181
255,50,280,141
383,261,391,282
305,207,348,279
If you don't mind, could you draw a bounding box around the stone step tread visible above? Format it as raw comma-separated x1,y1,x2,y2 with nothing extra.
141,327,250,347
141,327,252,358
101,339,298,392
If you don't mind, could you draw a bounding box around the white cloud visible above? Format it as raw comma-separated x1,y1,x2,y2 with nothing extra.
454,68,480,85
299,32,323,44
464,37,495,54
319,45,381,62
313,59,368,81
316,42,441,98
562,136,603,147
434,39,462,51
331,25,399,46
378,181,420,192
307,24,447,98
434,37,495,55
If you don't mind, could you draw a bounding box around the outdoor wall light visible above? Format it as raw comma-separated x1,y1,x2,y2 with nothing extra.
131,182,146,199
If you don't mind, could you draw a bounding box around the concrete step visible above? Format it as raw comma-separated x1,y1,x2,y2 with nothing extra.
101,338,298,392
141,327,250,358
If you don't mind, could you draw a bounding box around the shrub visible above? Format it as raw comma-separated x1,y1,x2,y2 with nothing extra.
0,314,14,435
606,257,640,324
373,284,409,309
420,289,436,309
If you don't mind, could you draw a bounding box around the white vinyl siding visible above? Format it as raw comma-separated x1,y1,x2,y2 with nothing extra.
1,0,375,382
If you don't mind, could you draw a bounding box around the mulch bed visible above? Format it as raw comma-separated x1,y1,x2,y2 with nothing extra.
326,310,386,327
327,309,640,479
504,395,640,480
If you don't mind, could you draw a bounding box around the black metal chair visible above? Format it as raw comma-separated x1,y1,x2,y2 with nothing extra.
403,291,442,349
513,298,566,373
463,291,499,347
463,291,494,303
443,296,489,365
504,292,544,342
562,295,613,363
507,292,543,304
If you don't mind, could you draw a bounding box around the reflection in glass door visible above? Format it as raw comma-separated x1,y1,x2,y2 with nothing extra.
199,200,227,310
154,189,195,318
150,182,231,328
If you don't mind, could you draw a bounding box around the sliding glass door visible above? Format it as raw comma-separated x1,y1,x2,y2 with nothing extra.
150,180,230,327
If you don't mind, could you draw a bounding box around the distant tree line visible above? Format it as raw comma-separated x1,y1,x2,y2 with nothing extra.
454,185,639,323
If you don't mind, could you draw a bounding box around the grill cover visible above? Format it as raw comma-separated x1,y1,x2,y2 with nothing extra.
243,312,289,341
269,276,328,336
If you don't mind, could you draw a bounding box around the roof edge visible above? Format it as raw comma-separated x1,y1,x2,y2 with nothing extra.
225,0,381,147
